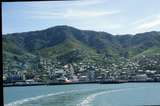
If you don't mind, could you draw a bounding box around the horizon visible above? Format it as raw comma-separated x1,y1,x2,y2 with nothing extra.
2,25,160,36
2,0,160,35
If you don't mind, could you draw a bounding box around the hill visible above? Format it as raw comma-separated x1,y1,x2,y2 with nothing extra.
2,25,160,74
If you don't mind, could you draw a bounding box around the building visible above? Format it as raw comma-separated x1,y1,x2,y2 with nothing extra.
133,74,148,81
25,79,36,84
87,67,96,81
79,76,88,82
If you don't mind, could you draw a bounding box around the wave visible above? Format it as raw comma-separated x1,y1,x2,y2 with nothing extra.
4,89,80,106
5,86,148,106
77,88,133,106
4,87,102,106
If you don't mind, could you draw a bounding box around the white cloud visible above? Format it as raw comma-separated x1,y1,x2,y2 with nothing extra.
135,15,160,30
69,0,107,6
63,9,120,18
31,9,120,20
31,11,63,19
22,0,107,10
136,19,160,30
133,14,159,24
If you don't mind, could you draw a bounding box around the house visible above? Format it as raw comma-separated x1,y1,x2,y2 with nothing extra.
79,76,88,82
25,79,36,84
134,74,148,81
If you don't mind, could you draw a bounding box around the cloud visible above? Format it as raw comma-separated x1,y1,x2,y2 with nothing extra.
31,11,63,19
31,9,120,20
69,0,107,6
136,19,160,30
63,9,120,18
135,15,160,30
22,0,107,10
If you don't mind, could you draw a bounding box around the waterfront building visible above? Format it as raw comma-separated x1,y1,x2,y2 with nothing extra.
22,74,26,81
15,81,26,85
154,74,160,81
72,75,79,82
55,69,65,75
79,76,88,82
25,79,36,84
3,75,7,82
133,74,148,81
87,66,96,81
64,64,75,79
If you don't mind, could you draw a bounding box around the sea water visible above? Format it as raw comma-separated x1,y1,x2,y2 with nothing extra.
3,83,160,106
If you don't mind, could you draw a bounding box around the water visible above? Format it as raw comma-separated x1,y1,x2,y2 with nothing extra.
3,83,160,106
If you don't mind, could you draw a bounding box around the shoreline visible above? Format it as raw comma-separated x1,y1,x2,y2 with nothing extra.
3,81,160,87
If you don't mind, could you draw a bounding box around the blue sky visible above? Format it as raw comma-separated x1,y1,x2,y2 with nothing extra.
2,0,160,35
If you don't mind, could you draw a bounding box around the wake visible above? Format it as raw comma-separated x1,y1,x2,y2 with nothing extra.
4,87,102,106
5,89,80,106
77,87,139,106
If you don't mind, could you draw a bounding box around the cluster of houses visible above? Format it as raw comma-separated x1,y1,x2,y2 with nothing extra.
3,57,98,85
3,55,160,85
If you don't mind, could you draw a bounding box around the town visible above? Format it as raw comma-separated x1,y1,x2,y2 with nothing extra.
3,53,160,86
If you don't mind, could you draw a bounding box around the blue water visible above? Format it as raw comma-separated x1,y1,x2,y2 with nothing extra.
3,83,160,106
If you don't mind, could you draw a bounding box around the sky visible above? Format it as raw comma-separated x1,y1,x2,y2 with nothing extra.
2,0,160,35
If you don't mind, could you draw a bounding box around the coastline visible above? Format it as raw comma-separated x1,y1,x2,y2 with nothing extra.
3,81,160,87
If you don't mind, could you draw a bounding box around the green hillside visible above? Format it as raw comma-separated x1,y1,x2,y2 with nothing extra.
2,25,160,72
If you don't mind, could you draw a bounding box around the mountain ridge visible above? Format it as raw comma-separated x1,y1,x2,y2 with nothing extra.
3,25,160,36
3,25,160,65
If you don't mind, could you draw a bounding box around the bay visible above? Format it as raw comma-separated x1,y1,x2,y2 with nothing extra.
3,83,160,106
